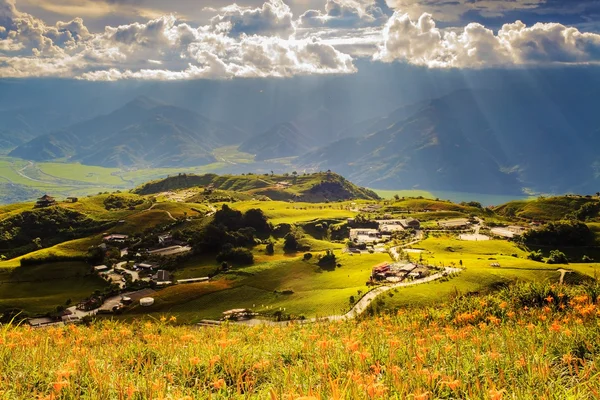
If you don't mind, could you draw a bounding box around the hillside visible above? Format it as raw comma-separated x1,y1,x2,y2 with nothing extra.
3,280,600,398
9,96,248,168
495,195,600,221
134,172,381,202
299,88,600,195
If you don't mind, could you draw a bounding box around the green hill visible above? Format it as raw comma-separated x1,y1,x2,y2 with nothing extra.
495,195,600,221
134,172,380,202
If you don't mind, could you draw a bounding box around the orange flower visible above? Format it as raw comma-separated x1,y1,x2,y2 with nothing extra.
189,356,201,366
442,379,461,391
489,388,505,400
212,378,226,390
53,381,69,393
413,392,429,400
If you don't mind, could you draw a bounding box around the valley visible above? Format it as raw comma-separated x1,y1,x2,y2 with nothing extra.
1,172,599,326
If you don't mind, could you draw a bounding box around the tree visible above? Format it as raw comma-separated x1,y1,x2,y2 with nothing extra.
527,250,544,262
546,250,568,264
283,232,301,253
393,194,400,201
265,242,274,255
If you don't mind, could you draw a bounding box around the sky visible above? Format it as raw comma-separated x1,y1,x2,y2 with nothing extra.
1,0,600,80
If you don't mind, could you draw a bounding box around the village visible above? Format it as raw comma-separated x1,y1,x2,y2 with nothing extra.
25,195,534,328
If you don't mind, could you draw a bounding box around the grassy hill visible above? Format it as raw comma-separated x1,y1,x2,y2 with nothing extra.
494,195,600,221
134,172,380,202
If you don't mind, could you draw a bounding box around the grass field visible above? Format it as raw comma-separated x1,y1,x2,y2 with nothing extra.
386,236,600,310
229,201,355,225
373,188,530,206
4,280,600,399
129,252,390,322
0,262,107,314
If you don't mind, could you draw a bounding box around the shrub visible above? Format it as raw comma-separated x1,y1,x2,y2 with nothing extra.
216,246,254,265
546,250,568,264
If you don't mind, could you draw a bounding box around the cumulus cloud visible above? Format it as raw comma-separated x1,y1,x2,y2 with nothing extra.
210,0,295,37
375,11,600,68
299,0,391,28
0,0,355,80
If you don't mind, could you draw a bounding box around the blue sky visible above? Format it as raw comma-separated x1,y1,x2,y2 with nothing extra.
1,0,600,80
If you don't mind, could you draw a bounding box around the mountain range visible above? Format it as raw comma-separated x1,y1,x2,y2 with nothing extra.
3,66,600,195
9,97,248,167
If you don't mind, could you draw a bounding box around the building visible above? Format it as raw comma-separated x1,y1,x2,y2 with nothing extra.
401,218,421,230
154,270,171,282
135,262,158,271
438,218,471,229
35,194,56,208
93,265,110,273
349,228,380,244
103,234,129,243
491,226,527,239
158,234,173,246
66,197,78,203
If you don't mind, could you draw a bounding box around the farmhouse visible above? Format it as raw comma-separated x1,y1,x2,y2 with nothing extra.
66,197,78,203
103,234,129,243
35,194,56,208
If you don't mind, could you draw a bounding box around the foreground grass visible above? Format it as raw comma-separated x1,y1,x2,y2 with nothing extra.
2,281,600,399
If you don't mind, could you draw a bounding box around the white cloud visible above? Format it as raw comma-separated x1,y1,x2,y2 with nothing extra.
3,0,600,80
375,11,600,68
210,0,295,37
299,0,389,28
0,0,355,79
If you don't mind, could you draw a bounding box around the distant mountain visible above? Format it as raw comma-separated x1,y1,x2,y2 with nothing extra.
10,96,248,168
299,88,600,194
239,123,312,160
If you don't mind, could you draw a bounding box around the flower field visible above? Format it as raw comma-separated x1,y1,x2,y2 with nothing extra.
2,281,600,399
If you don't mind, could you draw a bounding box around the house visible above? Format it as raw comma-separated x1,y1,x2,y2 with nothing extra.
135,262,158,271
103,234,129,243
154,270,171,282
77,297,102,311
158,234,173,246
401,218,421,230
35,194,56,208
66,197,78,203
93,265,110,273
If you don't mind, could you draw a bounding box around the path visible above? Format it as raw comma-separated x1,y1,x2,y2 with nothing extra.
231,267,461,326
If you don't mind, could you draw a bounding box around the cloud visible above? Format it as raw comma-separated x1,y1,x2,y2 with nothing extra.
299,0,390,28
386,0,546,23
375,11,600,68
210,0,295,37
0,0,355,79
